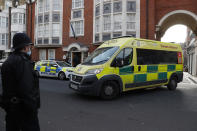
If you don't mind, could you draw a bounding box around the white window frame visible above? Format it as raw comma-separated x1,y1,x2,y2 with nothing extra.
48,49,56,60
39,49,46,60
52,23,60,37
70,20,84,37
53,0,61,11
113,14,122,31
72,0,84,9
45,0,50,12
71,9,84,19
44,24,49,37
103,15,111,32
126,13,136,31
38,0,44,13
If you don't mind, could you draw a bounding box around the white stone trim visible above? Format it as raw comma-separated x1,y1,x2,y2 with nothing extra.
63,43,88,52
158,10,197,27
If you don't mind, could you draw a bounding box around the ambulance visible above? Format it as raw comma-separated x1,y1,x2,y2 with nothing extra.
69,37,183,99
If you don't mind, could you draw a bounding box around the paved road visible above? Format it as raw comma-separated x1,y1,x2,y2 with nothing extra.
0,74,197,131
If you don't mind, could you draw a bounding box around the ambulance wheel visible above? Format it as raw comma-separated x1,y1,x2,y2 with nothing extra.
167,77,177,90
100,81,120,100
58,72,66,80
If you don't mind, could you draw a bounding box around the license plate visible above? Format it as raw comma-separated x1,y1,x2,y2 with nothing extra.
70,83,78,90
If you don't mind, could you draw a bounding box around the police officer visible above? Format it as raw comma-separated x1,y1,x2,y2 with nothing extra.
1,33,40,131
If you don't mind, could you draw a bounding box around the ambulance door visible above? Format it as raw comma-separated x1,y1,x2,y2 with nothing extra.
113,48,134,91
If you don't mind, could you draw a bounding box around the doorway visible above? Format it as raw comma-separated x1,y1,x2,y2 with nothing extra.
72,52,81,67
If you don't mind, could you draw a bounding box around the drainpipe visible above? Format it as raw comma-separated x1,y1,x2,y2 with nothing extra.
146,0,149,39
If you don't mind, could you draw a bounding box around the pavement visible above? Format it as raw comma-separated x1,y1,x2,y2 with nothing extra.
183,72,197,84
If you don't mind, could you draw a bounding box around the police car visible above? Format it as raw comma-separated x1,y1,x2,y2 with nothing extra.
34,60,73,80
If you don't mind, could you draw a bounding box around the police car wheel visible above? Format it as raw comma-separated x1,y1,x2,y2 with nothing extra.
167,78,177,91
100,81,120,100
58,72,66,80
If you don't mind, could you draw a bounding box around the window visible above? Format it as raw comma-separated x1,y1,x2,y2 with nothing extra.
114,48,133,66
127,1,136,12
45,0,50,11
70,20,84,36
72,0,84,9
113,2,122,13
102,34,111,41
38,15,43,23
0,34,1,45
95,34,99,42
52,24,60,37
6,17,9,27
38,25,43,37
114,14,122,30
37,38,43,44
137,48,178,65
38,0,43,13
113,32,122,38
95,17,100,33
44,14,49,22
73,10,82,19
53,0,61,10
19,13,23,24
103,15,111,31
39,49,46,60
2,34,5,45
103,3,111,14
0,17,1,27
2,17,6,27
127,14,135,30
44,38,49,44
44,24,49,37
95,5,100,16
48,49,55,60
52,14,60,22
52,37,59,44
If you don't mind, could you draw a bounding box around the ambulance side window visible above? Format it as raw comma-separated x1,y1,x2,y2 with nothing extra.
113,48,133,67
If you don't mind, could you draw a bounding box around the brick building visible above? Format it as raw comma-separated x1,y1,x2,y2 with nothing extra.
27,0,197,66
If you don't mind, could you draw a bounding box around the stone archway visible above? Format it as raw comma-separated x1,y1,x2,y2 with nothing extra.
155,10,197,40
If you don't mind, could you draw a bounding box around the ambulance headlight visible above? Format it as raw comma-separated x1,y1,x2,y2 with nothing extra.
85,69,103,75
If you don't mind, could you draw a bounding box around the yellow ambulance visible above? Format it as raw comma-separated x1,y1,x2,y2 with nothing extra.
69,37,183,99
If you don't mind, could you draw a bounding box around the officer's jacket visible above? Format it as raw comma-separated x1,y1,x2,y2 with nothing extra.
1,52,40,112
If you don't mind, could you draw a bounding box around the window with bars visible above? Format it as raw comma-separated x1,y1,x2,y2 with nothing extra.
52,24,60,37
72,0,84,9
53,0,61,10
1,34,6,45
113,14,122,30
103,15,111,31
127,1,136,12
70,20,84,36
113,2,122,13
103,3,111,14
19,13,23,24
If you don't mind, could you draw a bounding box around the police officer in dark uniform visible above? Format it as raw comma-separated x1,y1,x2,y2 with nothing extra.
1,33,40,131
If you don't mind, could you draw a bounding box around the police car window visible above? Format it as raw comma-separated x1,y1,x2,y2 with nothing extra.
49,62,57,67
41,62,48,66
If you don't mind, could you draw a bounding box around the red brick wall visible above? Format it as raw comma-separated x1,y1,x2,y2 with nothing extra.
62,0,96,52
140,0,197,40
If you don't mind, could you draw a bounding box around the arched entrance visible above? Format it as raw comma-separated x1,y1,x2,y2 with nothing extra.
63,43,89,67
155,10,197,40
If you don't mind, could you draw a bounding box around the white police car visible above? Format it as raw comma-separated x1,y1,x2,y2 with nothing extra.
34,60,73,80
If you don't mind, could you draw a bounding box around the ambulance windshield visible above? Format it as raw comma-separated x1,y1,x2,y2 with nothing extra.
82,47,119,65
